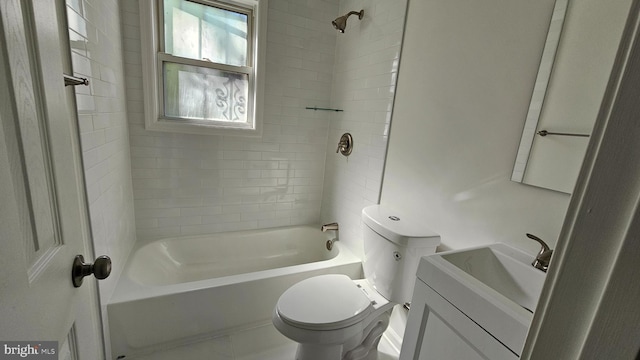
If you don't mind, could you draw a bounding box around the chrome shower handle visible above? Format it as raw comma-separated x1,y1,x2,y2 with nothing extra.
336,133,353,156
336,141,345,153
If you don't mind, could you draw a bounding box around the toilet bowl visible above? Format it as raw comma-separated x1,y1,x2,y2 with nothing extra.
273,274,393,360
272,205,440,360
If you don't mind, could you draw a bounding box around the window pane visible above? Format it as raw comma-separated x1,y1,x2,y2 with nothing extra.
163,0,249,67
163,62,249,123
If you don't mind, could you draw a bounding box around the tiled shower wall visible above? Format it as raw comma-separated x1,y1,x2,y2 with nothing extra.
122,0,340,240
321,0,408,257
67,0,136,303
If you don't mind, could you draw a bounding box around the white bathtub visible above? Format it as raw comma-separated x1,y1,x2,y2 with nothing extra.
107,225,362,359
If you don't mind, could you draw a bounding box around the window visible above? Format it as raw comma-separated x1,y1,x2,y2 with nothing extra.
139,0,266,136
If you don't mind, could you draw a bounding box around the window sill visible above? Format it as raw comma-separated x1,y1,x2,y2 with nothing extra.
145,117,262,137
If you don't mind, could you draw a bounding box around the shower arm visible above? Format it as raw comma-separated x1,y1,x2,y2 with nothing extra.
345,10,362,18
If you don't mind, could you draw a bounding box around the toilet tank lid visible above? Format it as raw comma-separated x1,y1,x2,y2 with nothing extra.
362,205,440,246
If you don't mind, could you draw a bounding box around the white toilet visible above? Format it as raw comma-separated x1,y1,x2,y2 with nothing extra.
272,205,440,360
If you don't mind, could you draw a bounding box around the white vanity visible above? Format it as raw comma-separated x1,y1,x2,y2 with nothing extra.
400,243,546,359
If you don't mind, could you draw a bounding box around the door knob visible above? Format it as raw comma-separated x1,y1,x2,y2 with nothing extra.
72,255,111,287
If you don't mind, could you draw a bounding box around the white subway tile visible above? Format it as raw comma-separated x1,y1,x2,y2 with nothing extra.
223,203,259,214
136,218,158,229
134,199,160,209
258,218,292,228
223,151,262,161
241,211,276,221
200,213,243,224
180,206,223,216
122,0,401,242
156,197,202,208
138,226,181,239
135,208,181,219
158,216,202,227
80,130,105,150
244,160,279,170
223,187,261,196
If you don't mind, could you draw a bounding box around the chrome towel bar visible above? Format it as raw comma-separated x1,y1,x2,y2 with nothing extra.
537,129,590,137
64,74,89,87
305,106,343,112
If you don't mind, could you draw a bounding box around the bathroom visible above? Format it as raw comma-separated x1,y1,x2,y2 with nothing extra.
0,0,638,358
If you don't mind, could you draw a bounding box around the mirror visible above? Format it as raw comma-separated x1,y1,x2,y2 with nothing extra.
511,0,576,193
512,0,632,194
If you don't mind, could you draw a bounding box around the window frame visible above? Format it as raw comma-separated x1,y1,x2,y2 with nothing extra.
139,0,267,137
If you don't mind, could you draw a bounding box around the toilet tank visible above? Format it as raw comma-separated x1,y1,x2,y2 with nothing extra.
362,205,440,304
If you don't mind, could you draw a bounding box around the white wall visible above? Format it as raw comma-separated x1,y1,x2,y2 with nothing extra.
66,0,137,304
320,0,408,257
381,0,571,252
123,0,339,240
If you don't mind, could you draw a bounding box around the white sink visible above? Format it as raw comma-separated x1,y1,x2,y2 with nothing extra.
416,243,546,356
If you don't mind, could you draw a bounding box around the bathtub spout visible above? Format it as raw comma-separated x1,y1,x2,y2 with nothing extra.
321,222,339,232
320,223,340,245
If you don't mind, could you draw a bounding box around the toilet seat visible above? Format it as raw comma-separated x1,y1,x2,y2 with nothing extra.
276,274,373,331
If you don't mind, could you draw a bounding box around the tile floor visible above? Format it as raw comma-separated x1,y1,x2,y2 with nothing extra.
130,322,400,360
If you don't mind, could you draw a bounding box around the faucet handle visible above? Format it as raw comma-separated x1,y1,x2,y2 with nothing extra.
336,133,353,156
527,233,553,272
526,233,550,255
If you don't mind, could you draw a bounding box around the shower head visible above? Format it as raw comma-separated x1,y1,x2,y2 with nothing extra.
332,10,364,33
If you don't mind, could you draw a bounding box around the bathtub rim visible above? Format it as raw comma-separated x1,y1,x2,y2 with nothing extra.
108,227,361,304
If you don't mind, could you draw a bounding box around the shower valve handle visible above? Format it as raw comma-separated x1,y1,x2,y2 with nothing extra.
336,133,353,156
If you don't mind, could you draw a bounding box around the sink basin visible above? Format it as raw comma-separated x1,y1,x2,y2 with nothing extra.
416,243,546,356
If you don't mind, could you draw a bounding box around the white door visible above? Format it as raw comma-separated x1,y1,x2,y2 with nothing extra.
0,0,104,358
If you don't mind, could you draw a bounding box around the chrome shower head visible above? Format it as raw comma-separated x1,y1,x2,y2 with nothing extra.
332,10,364,33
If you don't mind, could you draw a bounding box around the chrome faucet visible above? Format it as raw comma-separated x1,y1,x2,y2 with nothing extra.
322,223,339,250
321,222,339,232
526,233,553,272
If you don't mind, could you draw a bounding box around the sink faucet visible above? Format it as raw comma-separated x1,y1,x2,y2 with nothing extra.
526,233,553,272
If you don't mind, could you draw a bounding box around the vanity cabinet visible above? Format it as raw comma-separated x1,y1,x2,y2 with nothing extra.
400,278,519,360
